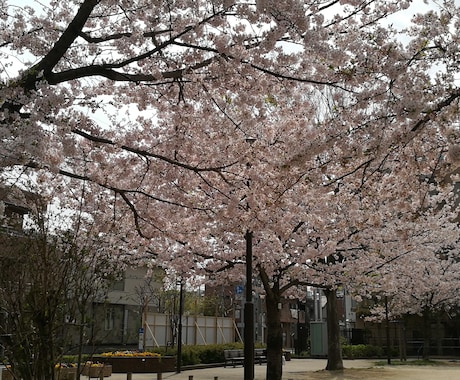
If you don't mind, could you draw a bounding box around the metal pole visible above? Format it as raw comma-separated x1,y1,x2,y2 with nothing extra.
385,296,391,365
177,280,184,373
244,230,254,380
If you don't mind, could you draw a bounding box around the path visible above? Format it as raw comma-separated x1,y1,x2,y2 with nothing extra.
106,358,460,380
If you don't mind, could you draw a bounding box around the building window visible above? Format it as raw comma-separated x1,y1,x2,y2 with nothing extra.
105,308,115,331
110,276,125,291
3,206,25,230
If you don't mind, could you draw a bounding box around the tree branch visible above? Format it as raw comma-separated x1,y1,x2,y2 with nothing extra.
249,63,351,92
22,0,101,90
71,128,237,173
411,88,460,132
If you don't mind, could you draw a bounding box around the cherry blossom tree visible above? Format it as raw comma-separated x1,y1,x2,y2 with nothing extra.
364,250,460,360
339,162,460,360
1,0,459,237
2,1,460,380
175,127,460,376
348,206,460,360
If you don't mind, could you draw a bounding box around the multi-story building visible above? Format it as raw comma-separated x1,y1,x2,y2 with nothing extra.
89,266,165,349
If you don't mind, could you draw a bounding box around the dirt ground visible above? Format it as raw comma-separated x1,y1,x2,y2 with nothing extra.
104,359,460,380
285,364,460,380
3,360,460,380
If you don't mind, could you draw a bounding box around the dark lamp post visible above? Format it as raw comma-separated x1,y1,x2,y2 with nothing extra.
244,137,256,380
177,279,184,373
385,295,391,365
244,230,254,380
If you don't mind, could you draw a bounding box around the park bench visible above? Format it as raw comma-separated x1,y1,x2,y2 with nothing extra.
224,349,267,367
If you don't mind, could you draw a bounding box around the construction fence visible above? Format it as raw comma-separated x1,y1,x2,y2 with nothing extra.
143,313,238,348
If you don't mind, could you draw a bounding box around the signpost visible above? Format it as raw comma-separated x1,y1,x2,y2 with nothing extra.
138,327,144,351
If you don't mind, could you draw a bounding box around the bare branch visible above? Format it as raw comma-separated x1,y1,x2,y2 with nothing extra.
250,63,351,92
22,0,101,90
71,128,237,173
411,88,460,132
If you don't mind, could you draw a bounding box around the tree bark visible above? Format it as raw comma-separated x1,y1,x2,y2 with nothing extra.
399,318,407,361
435,314,443,356
324,288,344,371
264,290,283,380
422,309,431,360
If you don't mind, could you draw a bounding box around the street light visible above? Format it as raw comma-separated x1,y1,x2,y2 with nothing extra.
244,137,256,380
177,279,184,373
385,295,391,365
244,230,254,380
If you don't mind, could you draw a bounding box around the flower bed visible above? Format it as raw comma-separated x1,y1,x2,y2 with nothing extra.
54,366,77,380
100,351,161,358
94,352,175,373
81,362,112,378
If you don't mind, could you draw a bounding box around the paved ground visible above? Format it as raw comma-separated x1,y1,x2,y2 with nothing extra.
3,359,460,379
106,359,460,380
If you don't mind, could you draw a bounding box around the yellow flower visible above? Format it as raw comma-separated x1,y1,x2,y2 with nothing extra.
85,361,104,367
101,351,161,357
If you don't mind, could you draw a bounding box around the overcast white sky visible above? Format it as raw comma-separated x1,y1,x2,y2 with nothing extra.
8,0,453,21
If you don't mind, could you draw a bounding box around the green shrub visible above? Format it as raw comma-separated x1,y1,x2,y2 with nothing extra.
181,347,200,365
197,344,224,363
61,354,89,364
342,344,383,359
146,342,246,365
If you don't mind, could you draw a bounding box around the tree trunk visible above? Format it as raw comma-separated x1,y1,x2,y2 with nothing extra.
422,309,431,360
399,318,407,361
324,288,344,371
264,290,283,380
435,314,443,356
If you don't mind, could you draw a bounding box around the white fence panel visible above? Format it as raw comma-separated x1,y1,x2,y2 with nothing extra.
145,313,235,347
145,313,169,347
